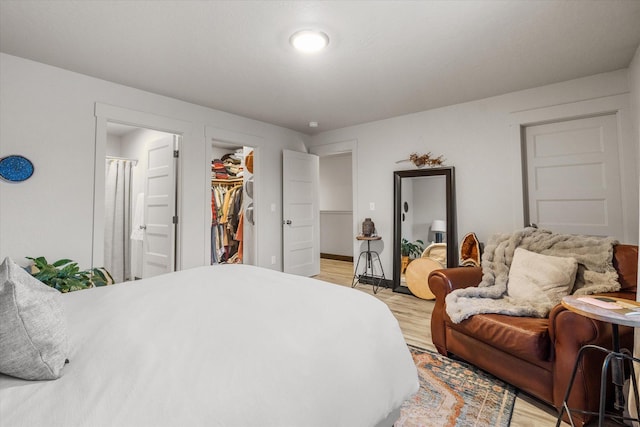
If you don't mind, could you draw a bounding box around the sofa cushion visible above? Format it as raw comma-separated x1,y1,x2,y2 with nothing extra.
449,313,551,366
507,248,577,306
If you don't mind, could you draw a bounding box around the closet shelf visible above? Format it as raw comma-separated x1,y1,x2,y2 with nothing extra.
212,178,243,186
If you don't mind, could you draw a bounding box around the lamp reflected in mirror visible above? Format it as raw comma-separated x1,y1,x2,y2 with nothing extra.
431,219,446,243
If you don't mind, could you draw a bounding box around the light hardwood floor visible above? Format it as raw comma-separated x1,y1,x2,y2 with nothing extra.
315,258,563,426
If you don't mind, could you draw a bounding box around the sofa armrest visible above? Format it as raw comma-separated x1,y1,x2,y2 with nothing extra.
548,290,637,348
549,304,608,358
428,267,483,299
428,267,483,355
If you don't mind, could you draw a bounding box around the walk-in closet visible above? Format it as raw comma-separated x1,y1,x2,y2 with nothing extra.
210,143,255,264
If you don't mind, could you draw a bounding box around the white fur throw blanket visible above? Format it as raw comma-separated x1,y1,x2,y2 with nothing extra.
445,227,619,323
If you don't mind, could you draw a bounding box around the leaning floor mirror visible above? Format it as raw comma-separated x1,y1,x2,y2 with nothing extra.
393,167,456,295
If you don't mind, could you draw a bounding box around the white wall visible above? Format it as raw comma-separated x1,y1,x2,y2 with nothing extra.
0,53,308,270
411,175,447,244
401,178,414,243
106,134,123,156
630,47,640,236
319,153,352,210
319,213,353,257
626,44,640,418
308,69,639,275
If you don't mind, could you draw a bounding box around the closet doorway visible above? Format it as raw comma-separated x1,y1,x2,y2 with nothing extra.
210,141,256,265
105,122,179,283
319,153,354,262
310,140,358,278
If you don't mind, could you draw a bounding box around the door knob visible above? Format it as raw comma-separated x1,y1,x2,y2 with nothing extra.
283,220,292,225
139,225,147,230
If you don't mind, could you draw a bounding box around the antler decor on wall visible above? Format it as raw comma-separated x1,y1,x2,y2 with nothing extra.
396,152,445,168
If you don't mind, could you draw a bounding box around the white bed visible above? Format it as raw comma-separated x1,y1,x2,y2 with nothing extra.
0,264,418,426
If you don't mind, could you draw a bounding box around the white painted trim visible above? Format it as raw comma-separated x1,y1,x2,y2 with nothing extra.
95,103,192,133
204,125,263,266
310,139,357,157
205,125,265,147
309,139,358,271
92,116,107,269
93,102,192,271
510,94,629,124
510,93,638,243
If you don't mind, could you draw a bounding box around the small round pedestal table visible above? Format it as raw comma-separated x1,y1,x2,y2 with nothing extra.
556,295,640,427
352,235,385,294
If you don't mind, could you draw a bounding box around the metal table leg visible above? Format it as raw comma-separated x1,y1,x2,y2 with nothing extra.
352,240,386,294
556,340,640,426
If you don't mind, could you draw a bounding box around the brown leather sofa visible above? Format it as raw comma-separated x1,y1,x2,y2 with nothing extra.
429,244,638,426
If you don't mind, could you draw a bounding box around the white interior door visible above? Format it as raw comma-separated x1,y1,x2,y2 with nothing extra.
524,114,623,239
283,150,320,276
142,135,178,278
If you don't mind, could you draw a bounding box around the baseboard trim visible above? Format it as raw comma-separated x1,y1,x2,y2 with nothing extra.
356,274,394,290
393,285,413,295
320,253,354,262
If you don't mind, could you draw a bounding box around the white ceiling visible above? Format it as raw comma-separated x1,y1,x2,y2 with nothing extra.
1,1,640,135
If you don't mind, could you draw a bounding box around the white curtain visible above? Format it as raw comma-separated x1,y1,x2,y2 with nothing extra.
104,159,133,283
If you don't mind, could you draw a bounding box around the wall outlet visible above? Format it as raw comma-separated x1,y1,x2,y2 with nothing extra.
369,202,375,210
271,255,276,265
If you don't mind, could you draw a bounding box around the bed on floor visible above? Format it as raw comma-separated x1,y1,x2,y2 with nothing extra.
0,261,418,427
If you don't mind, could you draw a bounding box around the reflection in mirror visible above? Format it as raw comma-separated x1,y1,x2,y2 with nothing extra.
393,167,456,294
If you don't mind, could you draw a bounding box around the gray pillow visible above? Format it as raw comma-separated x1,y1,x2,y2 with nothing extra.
507,248,578,306
0,257,69,380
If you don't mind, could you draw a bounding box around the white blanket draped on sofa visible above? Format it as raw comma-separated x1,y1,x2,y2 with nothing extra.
445,227,619,323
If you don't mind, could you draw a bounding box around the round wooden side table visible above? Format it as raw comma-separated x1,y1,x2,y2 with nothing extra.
556,295,640,427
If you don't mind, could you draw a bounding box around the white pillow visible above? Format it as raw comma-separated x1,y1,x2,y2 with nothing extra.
507,248,578,305
0,257,69,380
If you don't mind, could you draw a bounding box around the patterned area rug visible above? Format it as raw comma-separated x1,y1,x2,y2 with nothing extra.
396,346,516,427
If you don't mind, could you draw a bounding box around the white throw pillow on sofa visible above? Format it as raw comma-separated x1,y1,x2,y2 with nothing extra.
507,248,578,305
0,257,69,380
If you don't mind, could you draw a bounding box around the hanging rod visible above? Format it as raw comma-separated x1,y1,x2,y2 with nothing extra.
212,178,243,186
106,156,138,166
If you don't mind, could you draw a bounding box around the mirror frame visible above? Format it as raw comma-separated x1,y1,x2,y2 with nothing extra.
393,167,457,294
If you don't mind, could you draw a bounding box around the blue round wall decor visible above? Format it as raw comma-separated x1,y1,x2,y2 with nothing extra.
0,155,35,182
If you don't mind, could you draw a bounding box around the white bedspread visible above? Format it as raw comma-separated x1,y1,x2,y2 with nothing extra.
0,264,418,427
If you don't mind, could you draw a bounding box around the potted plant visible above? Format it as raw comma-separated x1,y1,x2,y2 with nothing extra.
26,256,112,293
401,238,424,273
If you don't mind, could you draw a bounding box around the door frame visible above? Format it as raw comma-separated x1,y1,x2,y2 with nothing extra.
510,94,637,243
204,125,263,266
93,103,191,271
309,140,359,268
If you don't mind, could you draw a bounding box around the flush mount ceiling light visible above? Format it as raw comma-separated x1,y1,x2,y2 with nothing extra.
290,30,329,53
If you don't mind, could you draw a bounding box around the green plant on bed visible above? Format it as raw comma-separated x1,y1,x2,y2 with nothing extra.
27,256,112,292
